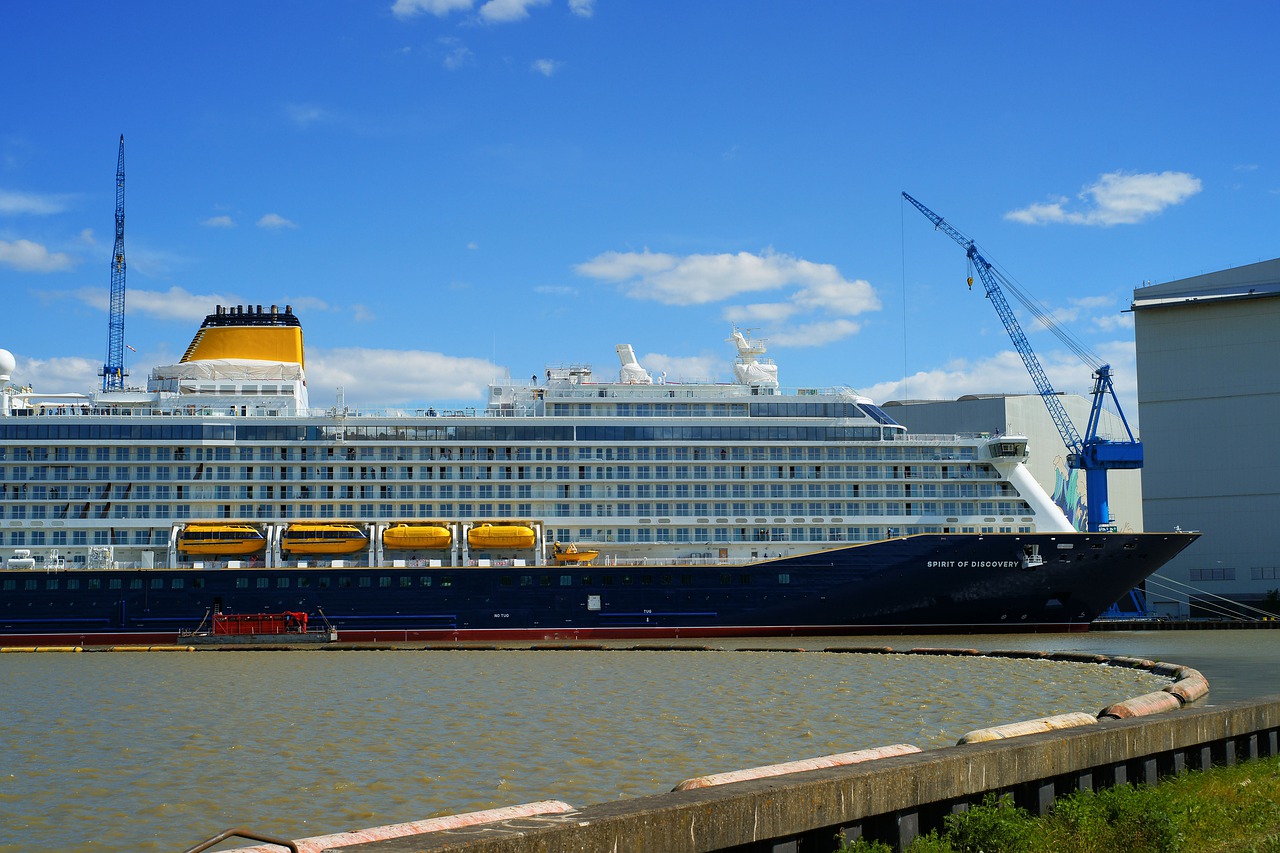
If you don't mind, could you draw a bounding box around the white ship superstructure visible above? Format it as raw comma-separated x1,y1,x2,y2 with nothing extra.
0,306,1073,572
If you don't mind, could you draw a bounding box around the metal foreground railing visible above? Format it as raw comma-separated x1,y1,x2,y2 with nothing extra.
180,827,299,853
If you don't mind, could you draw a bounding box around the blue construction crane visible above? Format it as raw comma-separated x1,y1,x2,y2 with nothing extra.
100,135,127,391
902,192,1143,533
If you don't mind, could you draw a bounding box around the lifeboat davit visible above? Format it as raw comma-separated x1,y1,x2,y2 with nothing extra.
281,523,369,555
177,523,267,556
552,542,600,564
383,523,452,551
467,523,536,550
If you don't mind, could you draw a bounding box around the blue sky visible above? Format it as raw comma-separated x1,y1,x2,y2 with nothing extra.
2,1,1277,424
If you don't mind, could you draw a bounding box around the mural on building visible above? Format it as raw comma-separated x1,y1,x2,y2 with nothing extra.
1051,458,1088,532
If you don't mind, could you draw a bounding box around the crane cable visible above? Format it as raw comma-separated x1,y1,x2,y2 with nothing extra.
981,251,1104,373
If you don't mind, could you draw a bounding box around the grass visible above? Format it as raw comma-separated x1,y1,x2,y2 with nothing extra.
837,756,1280,853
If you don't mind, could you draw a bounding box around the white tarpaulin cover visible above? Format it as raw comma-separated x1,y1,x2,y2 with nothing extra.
151,359,305,382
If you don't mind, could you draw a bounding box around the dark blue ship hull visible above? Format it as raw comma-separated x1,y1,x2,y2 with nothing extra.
0,532,1199,644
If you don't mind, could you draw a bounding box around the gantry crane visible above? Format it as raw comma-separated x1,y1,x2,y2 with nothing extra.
902,192,1142,533
100,135,127,391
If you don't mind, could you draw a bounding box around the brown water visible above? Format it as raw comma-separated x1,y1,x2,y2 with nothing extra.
0,631,1273,853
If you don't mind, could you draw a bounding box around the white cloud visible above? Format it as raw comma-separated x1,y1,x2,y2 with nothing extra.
6,354,101,393
637,353,721,384
285,296,333,314
1093,313,1135,332
285,103,328,127
862,340,1140,427
531,58,563,77
0,189,72,215
0,238,74,272
765,320,863,348
257,213,298,229
479,0,551,22
392,0,582,21
202,215,236,228
1006,171,1202,226
722,302,801,324
439,37,474,70
534,284,577,296
391,0,474,18
575,248,879,314
70,286,239,322
307,347,499,404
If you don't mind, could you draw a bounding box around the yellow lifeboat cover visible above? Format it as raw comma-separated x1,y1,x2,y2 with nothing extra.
383,523,452,550
467,523,536,550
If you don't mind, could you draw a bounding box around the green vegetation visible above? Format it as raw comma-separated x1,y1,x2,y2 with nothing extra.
837,756,1280,853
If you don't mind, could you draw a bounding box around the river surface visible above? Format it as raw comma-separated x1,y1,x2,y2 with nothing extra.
1,630,1277,852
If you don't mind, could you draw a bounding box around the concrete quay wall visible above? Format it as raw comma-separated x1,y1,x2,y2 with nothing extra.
329,695,1280,853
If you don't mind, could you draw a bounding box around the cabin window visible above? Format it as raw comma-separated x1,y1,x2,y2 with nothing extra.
1,580,12,591
277,578,290,588
399,576,412,588
440,576,452,587
236,578,248,589
24,579,37,590
338,577,351,588
359,577,371,588
150,578,164,589
540,575,553,587
418,576,431,587
379,577,392,588
46,579,59,590
88,579,100,590
297,577,309,588
110,579,122,590
777,573,791,584
318,577,331,589
520,576,533,587
500,576,513,586
171,579,184,589
560,575,572,586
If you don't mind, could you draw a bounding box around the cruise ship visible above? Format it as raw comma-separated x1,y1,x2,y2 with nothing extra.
0,305,1197,643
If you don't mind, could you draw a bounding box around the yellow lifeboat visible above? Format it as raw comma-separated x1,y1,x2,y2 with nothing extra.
383,523,452,551
281,523,369,555
177,523,266,556
467,523,536,550
552,542,600,565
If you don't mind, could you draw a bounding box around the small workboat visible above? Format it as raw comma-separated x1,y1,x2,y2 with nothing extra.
467,522,536,550
280,523,369,555
177,523,267,556
383,523,452,550
552,542,599,564
180,608,338,645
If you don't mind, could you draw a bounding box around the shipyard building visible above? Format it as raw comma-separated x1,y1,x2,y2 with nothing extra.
1131,258,1280,618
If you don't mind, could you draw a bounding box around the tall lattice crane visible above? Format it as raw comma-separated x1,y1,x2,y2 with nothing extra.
100,134,127,391
902,192,1143,533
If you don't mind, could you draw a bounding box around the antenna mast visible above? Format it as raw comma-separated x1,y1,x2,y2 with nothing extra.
101,135,127,391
